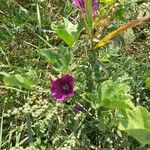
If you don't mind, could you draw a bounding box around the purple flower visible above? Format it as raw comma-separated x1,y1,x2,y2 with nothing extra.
72,0,99,15
51,74,75,101
73,104,84,112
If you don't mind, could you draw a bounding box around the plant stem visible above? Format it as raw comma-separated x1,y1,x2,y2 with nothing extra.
26,113,33,146
82,17,93,50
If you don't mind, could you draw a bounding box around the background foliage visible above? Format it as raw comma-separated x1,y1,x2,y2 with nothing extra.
0,0,150,149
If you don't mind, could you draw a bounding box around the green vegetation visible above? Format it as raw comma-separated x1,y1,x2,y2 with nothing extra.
0,0,150,149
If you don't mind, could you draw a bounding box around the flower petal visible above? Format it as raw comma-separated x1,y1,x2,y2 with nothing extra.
50,74,75,101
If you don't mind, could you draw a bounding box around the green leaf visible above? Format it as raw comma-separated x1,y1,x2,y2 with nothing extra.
51,18,79,47
3,70,38,90
38,49,58,64
145,78,150,88
118,106,150,144
142,72,150,88
54,29,75,47
63,18,78,35
57,48,74,73
101,80,134,109
38,47,74,73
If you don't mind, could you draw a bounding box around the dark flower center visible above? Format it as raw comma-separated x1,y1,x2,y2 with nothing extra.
62,84,70,91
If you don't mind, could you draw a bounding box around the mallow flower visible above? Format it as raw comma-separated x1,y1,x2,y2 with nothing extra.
51,74,74,101
72,0,99,15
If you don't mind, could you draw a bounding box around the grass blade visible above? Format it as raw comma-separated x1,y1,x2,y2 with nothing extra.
0,110,4,150
26,113,33,146
95,15,150,49
36,2,42,35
